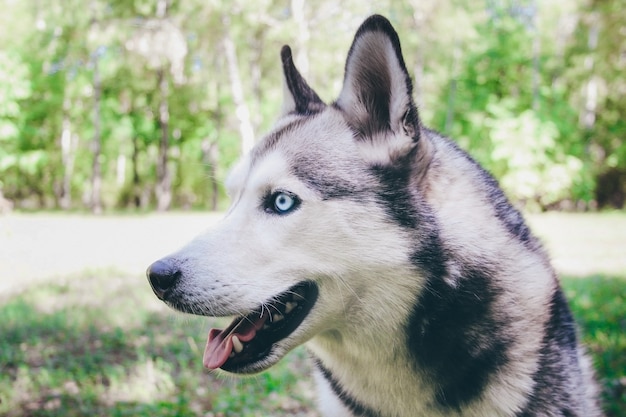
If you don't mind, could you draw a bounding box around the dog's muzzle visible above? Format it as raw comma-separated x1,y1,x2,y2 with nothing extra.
146,258,180,299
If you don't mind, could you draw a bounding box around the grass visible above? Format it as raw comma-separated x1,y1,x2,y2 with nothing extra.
0,212,624,416
0,270,318,417
564,275,626,417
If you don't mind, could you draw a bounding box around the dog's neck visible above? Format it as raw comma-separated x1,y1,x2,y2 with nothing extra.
305,268,438,417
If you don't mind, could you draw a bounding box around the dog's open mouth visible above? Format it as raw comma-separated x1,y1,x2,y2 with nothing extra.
203,281,318,373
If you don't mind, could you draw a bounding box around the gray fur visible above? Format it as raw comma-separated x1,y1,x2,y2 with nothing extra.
147,15,603,417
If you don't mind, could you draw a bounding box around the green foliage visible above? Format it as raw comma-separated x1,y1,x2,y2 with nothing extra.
564,275,626,417
0,0,624,210
0,52,30,140
0,51,34,183
485,103,587,208
436,6,598,209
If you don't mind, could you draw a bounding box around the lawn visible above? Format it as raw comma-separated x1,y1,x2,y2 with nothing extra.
0,212,624,416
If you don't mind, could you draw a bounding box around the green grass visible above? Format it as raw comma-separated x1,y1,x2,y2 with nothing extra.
0,270,317,417
0,212,624,416
564,275,626,417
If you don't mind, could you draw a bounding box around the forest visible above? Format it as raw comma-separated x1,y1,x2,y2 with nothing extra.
0,0,624,213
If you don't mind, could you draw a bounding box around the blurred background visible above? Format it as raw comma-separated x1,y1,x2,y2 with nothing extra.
0,0,624,212
0,0,624,416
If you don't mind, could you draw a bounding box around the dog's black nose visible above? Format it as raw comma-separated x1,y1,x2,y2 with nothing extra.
146,258,181,300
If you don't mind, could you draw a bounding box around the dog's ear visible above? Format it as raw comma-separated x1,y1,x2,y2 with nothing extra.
336,15,420,145
280,45,325,116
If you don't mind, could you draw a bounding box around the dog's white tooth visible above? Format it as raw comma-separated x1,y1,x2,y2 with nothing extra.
229,351,235,358
285,301,297,314
272,313,284,322
263,323,270,330
232,335,243,354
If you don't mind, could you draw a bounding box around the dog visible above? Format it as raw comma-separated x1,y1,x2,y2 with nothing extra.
147,15,602,417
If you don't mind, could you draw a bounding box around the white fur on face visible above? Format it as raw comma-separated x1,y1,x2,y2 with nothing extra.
167,121,419,353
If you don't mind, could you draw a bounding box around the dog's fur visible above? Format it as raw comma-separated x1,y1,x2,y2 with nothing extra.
147,15,603,417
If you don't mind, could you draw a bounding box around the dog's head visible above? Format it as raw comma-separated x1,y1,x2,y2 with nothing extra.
147,15,430,374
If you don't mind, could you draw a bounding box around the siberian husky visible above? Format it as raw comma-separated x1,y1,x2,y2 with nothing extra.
147,15,602,417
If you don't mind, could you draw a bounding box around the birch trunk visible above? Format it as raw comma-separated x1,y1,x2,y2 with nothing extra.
59,98,76,210
222,15,255,155
581,16,599,130
202,139,219,211
155,67,172,211
154,0,173,211
291,0,310,77
131,135,141,208
91,51,103,214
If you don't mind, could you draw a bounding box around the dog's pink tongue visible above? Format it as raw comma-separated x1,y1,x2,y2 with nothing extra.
203,328,233,369
203,313,267,370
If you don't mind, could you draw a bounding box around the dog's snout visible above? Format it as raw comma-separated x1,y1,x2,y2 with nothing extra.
146,258,181,300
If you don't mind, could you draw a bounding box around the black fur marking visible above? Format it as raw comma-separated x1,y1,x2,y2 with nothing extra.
370,147,510,407
292,160,364,201
312,356,381,417
408,243,511,409
251,114,371,202
281,45,325,115
515,285,580,416
546,286,579,351
369,150,420,229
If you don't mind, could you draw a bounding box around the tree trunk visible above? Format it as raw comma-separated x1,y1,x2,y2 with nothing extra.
249,32,263,131
91,51,103,214
116,154,126,187
411,7,425,106
155,66,172,211
59,98,76,210
151,0,173,211
131,134,141,208
291,0,310,77
222,15,255,155
530,0,540,112
202,139,219,211
581,15,599,131
444,40,461,134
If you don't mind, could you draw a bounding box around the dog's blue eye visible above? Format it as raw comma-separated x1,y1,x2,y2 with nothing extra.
274,192,295,213
268,191,299,215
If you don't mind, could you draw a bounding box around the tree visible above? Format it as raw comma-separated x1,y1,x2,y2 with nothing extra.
123,0,188,211
0,51,31,212
0,0,623,212
436,2,589,209
565,0,626,208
